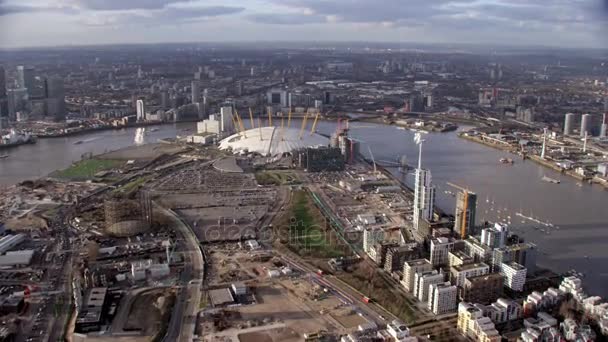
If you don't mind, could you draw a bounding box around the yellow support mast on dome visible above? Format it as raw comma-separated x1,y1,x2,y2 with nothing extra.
249,108,255,129
299,113,308,140
268,107,273,126
287,107,292,129
235,109,246,138
310,112,320,135
280,117,285,141
258,118,263,141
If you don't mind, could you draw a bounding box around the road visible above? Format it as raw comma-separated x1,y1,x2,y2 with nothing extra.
155,203,203,342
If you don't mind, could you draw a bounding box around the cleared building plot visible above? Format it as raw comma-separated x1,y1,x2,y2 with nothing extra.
178,206,267,242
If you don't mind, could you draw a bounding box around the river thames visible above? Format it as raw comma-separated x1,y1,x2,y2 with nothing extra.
1,120,607,297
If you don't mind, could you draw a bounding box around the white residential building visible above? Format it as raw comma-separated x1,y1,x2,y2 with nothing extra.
414,270,444,303
402,259,432,292
413,168,435,231
450,262,490,288
429,237,455,267
428,282,458,315
480,223,508,249
485,298,522,324
501,262,526,292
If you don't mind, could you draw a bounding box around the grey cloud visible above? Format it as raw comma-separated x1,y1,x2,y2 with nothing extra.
270,0,471,23
80,5,245,26
77,0,191,11
0,0,77,16
247,13,326,25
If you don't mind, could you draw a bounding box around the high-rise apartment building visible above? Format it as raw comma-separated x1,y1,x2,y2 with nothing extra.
580,113,592,137
430,237,455,267
564,113,575,135
413,168,435,231
455,190,477,238
136,100,146,121
402,259,432,292
428,282,458,315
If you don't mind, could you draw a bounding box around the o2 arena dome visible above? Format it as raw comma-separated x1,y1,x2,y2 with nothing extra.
219,126,329,157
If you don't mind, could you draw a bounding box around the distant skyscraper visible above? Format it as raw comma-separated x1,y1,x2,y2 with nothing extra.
455,190,477,238
191,81,200,104
17,66,35,96
44,76,66,120
136,100,145,121
601,113,608,138
0,66,6,98
564,113,575,136
161,91,169,110
580,113,592,137
0,66,7,122
220,106,234,133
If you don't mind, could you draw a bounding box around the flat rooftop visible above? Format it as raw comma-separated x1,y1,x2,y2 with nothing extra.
452,262,489,272
209,288,235,307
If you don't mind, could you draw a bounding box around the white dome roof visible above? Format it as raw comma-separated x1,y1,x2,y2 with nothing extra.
219,126,329,156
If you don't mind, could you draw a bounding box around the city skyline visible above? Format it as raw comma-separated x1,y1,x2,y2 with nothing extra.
0,0,607,48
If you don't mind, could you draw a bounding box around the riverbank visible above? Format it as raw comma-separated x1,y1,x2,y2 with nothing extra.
36,121,172,139
458,133,607,189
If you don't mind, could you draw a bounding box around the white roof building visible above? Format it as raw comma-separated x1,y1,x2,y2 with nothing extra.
219,127,329,157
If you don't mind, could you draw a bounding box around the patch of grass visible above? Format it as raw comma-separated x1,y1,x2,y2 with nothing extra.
255,171,299,186
113,176,151,195
52,159,123,180
337,262,419,323
275,190,347,259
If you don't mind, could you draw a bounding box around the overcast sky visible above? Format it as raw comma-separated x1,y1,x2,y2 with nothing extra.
0,0,607,48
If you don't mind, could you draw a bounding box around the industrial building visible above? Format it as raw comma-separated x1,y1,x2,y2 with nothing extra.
296,147,345,172
75,287,109,333
0,234,25,254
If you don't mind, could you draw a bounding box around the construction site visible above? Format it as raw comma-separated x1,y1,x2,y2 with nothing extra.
199,243,372,342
